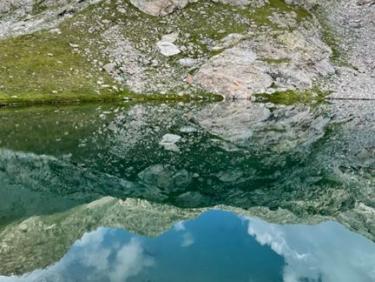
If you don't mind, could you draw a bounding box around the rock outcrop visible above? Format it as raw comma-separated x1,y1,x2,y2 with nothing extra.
0,0,373,100
129,0,190,16
194,27,334,98
128,0,267,16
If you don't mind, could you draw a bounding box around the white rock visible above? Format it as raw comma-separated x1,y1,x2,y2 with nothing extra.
103,63,116,74
117,7,126,14
178,58,199,68
159,133,182,152
179,126,198,133
161,32,179,43
129,0,189,16
157,41,181,57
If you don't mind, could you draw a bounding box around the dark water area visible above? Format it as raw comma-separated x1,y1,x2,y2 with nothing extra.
0,100,374,281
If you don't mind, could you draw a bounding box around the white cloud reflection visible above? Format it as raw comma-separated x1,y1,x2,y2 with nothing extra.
1,213,374,282
174,221,195,247
181,232,194,247
174,221,186,232
246,217,375,282
109,237,154,282
0,228,154,282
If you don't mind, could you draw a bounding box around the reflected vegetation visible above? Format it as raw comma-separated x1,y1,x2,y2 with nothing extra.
0,100,374,278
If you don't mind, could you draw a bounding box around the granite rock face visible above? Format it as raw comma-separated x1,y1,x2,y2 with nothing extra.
128,0,267,16
0,0,102,38
323,0,375,100
194,27,334,99
0,0,32,15
0,0,373,99
283,0,375,100
129,0,190,16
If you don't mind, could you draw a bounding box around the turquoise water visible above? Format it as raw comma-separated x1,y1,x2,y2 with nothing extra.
0,101,374,281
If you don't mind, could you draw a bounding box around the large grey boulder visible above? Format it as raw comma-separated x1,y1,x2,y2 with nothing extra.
0,0,102,39
0,0,32,15
193,28,334,99
129,0,267,16
129,0,190,16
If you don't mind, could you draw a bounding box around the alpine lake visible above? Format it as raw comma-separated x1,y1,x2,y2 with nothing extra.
0,99,374,282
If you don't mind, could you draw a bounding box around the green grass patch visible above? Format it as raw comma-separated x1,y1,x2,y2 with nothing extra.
311,6,350,67
32,0,48,15
0,90,223,107
255,89,328,105
0,31,116,98
71,0,312,57
262,58,291,64
319,20,345,65
0,92,123,107
0,0,313,106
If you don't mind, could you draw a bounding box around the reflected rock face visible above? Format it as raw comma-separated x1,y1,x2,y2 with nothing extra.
1,210,374,281
193,100,330,152
0,101,373,242
0,101,374,278
0,198,199,275
193,29,334,99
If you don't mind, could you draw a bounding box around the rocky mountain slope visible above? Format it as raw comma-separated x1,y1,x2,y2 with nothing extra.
0,1,374,276
0,0,373,104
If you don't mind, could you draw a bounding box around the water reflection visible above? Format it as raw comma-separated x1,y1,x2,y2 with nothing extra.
0,100,374,279
0,101,373,240
1,211,374,282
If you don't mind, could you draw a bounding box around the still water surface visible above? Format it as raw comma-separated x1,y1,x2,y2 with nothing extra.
0,100,374,281
2,210,375,282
